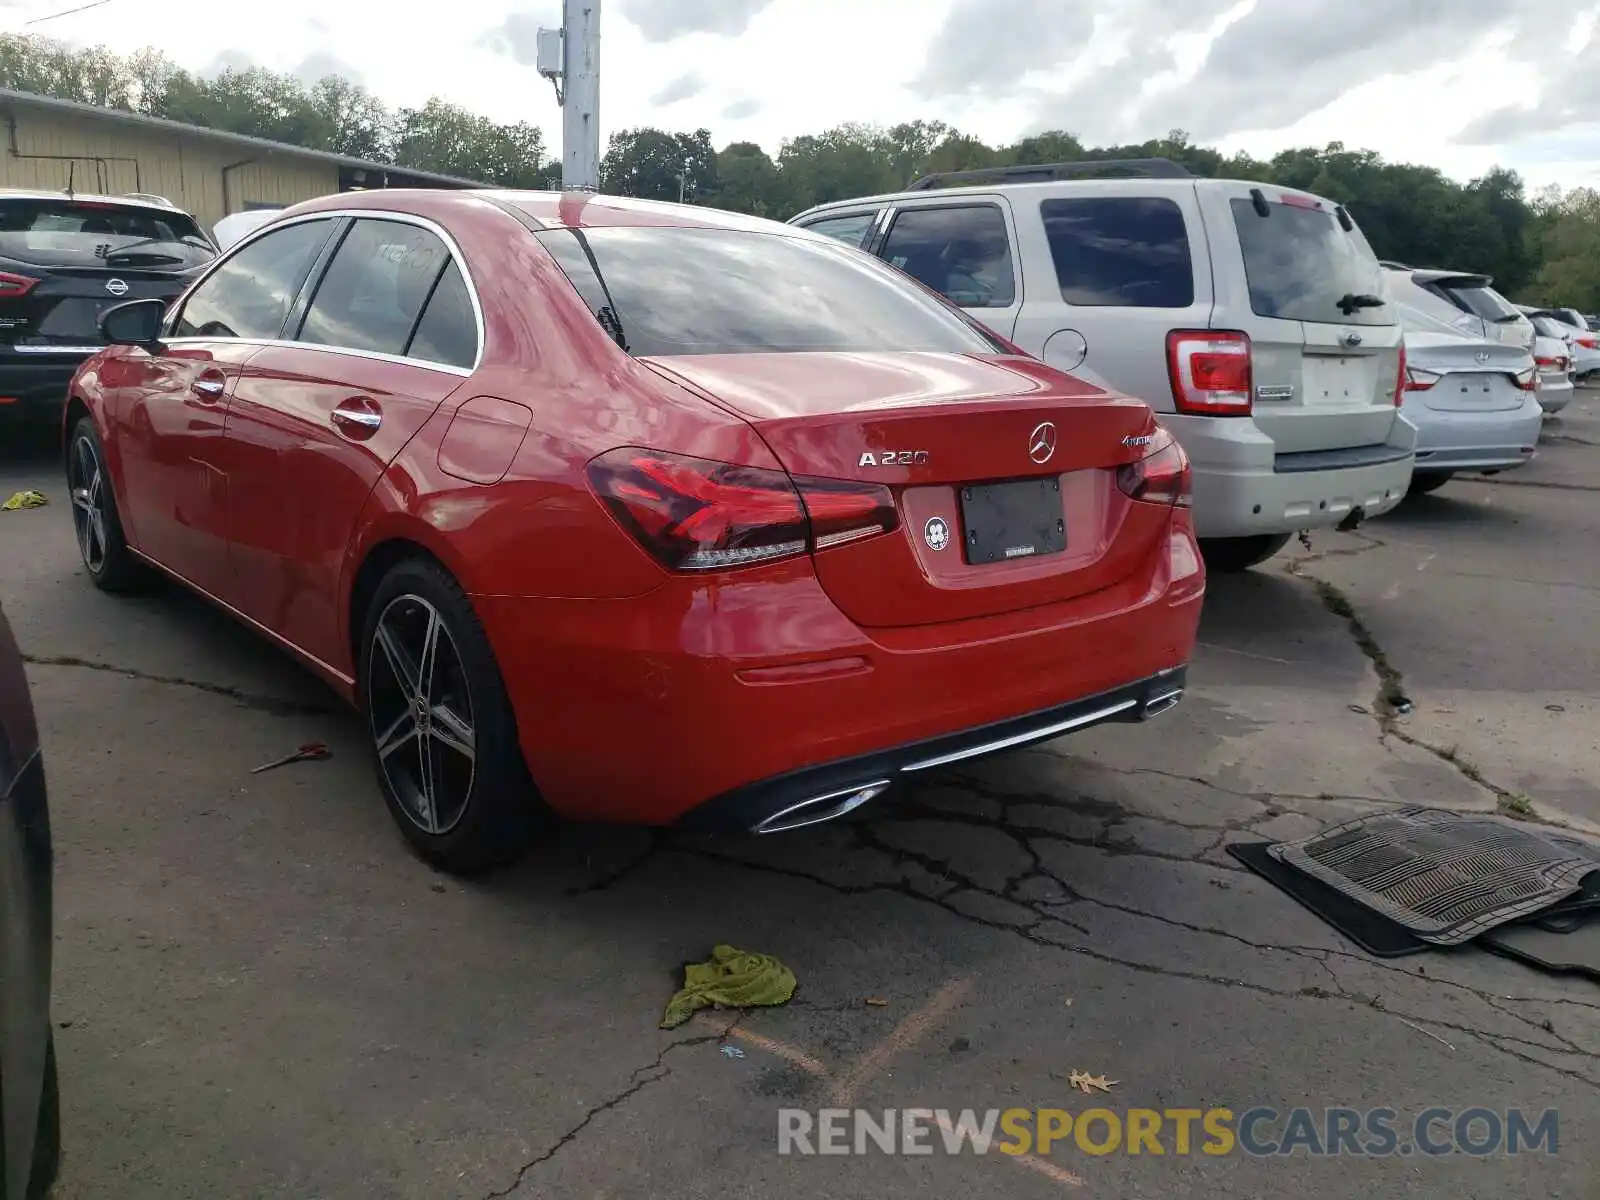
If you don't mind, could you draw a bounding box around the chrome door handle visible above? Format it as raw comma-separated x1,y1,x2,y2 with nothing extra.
192,378,225,397
331,408,382,431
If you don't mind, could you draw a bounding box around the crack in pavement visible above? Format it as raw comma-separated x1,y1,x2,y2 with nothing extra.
21,653,338,718
482,1019,741,1199
1284,546,1560,825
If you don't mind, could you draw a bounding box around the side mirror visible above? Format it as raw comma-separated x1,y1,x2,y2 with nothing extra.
98,298,167,349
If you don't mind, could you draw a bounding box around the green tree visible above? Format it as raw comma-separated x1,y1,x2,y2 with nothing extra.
711,141,780,215
394,98,549,185
601,127,717,201
1531,188,1600,310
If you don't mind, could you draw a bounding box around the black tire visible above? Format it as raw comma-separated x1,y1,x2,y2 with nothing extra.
27,1031,60,1199
1407,472,1453,496
357,556,544,873
1199,533,1293,574
65,416,144,592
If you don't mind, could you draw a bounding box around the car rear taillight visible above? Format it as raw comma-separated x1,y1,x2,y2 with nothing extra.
1577,335,1598,350
587,448,897,572
1116,428,1192,508
1536,354,1569,372
0,271,39,297
1513,366,1538,391
1404,364,1440,392
1394,343,1408,404
1166,330,1252,416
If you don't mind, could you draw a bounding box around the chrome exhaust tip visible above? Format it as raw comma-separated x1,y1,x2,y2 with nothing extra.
752,780,893,835
1141,688,1184,719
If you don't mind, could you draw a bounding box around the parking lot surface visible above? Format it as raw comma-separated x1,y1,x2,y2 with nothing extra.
2,394,1598,1198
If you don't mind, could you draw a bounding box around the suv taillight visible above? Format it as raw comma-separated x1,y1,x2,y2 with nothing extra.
1166,330,1252,416
1116,427,1192,508
1393,343,1407,405
587,448,898,572
0,271,39,297
1513,366,1538,391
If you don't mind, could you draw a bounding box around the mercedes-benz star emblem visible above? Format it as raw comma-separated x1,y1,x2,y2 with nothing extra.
1028,421,1057,465
105,278,128,296
924,516,950,552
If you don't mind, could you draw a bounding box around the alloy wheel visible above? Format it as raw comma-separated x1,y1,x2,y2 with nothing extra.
367,594,478,835
68,435,108,574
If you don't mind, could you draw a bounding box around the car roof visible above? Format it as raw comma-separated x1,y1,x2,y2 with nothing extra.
284,188,821,238
790,174,1323,221
0,188,193,217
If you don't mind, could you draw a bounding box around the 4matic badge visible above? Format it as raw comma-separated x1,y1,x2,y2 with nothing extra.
924,516,951,551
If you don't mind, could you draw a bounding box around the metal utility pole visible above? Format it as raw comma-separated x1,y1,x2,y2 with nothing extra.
561,0,601,191
535,1,602,191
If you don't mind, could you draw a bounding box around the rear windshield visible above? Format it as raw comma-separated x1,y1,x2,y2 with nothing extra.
0,199,214,270
534,226,1004,357
1531,315,1570,338
1438,282,1521,323
1230,198,1391,326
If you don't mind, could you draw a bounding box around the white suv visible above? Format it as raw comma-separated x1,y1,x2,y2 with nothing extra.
791,160,1417,571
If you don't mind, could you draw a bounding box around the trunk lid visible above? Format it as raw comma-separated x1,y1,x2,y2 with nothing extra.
644,351,1174,628
1404,332,1528,412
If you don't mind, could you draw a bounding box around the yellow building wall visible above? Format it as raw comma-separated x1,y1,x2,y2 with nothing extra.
1,104,340,230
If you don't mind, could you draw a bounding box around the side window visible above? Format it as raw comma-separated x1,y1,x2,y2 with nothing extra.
297,218,451,357
174,220,333,339
1040,198,1194,308
879,205,1016,309
406,261,478,369
801,212,877,249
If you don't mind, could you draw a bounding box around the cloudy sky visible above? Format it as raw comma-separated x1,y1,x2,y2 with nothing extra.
4,0,1597,189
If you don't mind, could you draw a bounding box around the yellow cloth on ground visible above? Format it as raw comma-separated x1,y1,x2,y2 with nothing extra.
0,491,46,511
659,944,797,1029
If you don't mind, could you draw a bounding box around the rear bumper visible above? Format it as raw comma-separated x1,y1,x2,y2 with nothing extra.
1407,396,1543,473
1171,412,1416,539
475,519,1205,826
680,668,1187,832
0,355,88,418
1537,381,1573,413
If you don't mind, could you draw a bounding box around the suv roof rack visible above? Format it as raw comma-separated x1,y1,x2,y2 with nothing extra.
906,157,1194,191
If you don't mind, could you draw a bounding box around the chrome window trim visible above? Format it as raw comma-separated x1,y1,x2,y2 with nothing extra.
164,207,487,373
160,336,474,378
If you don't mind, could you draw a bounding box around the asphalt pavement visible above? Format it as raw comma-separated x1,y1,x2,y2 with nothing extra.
1,394,1597,1199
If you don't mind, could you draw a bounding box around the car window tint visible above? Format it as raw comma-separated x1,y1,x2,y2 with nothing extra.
298,219,451,356
1040,197,1194,307
175,220,333,339
801,212,876,248
0,198,214,270
1442,284,1520,322
879,205,1016,309
1231,198,1391,326
534,226,1001,357
405,260,478,368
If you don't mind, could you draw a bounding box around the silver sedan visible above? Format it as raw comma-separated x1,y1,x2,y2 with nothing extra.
1399,306,1543,495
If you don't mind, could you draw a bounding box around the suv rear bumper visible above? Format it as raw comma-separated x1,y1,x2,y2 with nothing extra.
1173,413,1416,538
0,354,89,419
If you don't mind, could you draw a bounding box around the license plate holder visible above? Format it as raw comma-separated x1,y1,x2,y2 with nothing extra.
960,476,1065,565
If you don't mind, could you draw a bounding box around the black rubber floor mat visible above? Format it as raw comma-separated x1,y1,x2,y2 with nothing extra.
1227,841,1430,957
1480,912,1600,981
1268,807,1600,946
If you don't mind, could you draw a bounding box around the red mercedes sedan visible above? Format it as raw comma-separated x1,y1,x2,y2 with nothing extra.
65,190,1204,872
